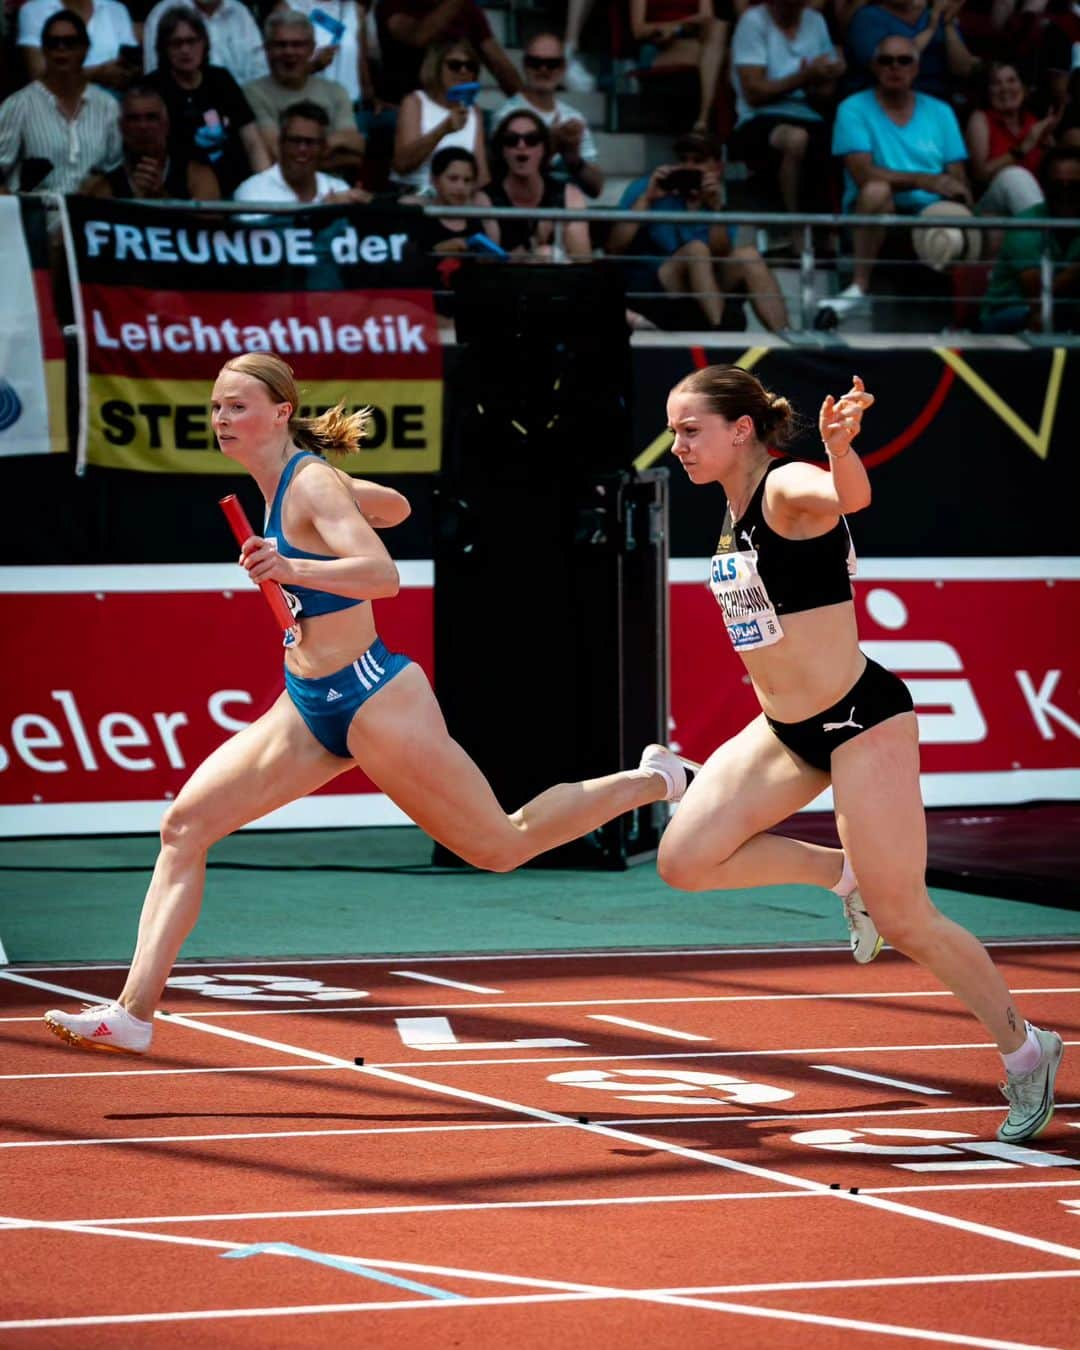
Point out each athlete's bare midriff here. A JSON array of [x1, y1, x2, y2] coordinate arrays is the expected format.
[[738, 599, 865, 723], [277, 456, 383, 680]]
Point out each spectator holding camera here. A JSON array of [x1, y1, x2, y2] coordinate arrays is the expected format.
[[492, 32, 604, 198], [817, 35, 974, 324], [0, 10, 121, 191], [606, 130, 790, 330], [146, 6, 270, 197], [486, 109, 591, 259], [80, 83, 221, 197], [392, 38, 487, 192], [18, 0, 140, 90], [244, 11, 364, 179]]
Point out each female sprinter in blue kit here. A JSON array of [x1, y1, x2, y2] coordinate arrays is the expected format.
[[655, 364, 1062, 1144], [44, 351, 686, 1054]]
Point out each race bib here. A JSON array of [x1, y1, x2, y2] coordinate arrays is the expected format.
[[709, 547, 783, 650]]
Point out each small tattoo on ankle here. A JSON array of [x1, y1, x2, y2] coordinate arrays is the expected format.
[[1006, 1007, 1017, 1033]]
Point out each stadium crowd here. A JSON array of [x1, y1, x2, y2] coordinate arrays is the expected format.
[[3, 0, 1080, 331]]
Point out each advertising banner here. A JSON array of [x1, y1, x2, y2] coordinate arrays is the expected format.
[[1, 561, 1075, 834], [0, 197, 67, 458], [66, 197, 442, 475]]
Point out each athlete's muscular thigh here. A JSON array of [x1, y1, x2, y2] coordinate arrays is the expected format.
[[660, 714, 829, 869], [166, 692, 349, 846]]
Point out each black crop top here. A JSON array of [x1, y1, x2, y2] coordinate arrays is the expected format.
[[709, 460, 855, 652]]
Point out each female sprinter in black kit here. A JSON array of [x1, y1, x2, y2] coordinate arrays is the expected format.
[[44, 352, 687, 1055], [658, 365, 1062, 1144]]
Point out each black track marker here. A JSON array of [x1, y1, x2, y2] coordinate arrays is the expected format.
[[354, 1056, 365, 1066]]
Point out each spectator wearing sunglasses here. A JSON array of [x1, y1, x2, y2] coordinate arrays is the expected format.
[[235, 99, 371, 201], [845, 0, 979, 100], [0, 10, 121, 191], [492, 32, 604, 198], [18, 0, 138, 91], [817, 35, 974, 324], [486, 109, 591, 259], [375, 0, 521, 106], [392, 39, 488, 192]]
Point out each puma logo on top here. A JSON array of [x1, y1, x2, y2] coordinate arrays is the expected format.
[[740, 527, 756, 550], [823, 707, 864, 733]]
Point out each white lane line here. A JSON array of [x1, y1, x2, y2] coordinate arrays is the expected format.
[[6, 936, 1075, 974], [0, 1063, 341, 1081], [23, 986, 1071, 1019], [4, 1100, 1078, 1151], [390, 971, 503, 994], [6, 970, 1080, 1270], [0, 1214, 1061, 1348], [811, 1065, 951, 1095], [4, 1040, 1080, 1080], [589, 1015, 711, 1042], [28, 1180, 1080, 1232]]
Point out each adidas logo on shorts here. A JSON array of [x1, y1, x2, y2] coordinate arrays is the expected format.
[[325, 688, 342, 702]]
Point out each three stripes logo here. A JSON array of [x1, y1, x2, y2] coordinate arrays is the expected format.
[[352, 648, 386, 692]]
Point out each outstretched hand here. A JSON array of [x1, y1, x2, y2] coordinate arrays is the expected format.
[[819, 375, 874, 457]]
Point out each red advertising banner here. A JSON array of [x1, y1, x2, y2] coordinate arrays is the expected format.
[[0, 562, 1076, 834]]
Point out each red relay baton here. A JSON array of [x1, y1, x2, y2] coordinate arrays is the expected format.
[[219, 494, 301, 643]]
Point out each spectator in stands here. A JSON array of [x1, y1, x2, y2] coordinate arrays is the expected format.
[[245, 11, 364, 180], [234, 98, 371, 201], [401, 144, 496, 282], [375, 0, 521, 107], [18, 0, 139, 90], [818, 34, 974, 324], [845, 0, 980, 100], [629, 0, 729, 134], [492, 32, 604, 199], [392, 39, 487, 192], [0, 10, 121, 191], [606, 130, 790, 330], [980, 144, 1080, 329], [81, 83, 221, 197], [562, 0, 598, 90], [268, 0, 371, 107], [966, 60, 1053, 246], [486, 108, 591, 258], [147, 6, 270, 197], [729, 0, 844, 251], [999, 0, 1080, 109], [143, 0, 267, 86]]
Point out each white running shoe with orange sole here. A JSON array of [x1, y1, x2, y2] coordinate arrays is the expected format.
[[44, 1002, 153, 1054]]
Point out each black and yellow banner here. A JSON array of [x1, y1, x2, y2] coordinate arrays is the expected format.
[[68, 197, 442, 474]]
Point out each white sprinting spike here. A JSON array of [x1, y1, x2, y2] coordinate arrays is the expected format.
[[395, 1016, 584, 1051]]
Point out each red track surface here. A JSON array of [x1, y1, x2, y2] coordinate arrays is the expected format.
[[1, 942, 1078, 1348]]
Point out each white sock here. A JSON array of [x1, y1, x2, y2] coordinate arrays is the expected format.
[[117, 1004, 152, 1027], [830, 853, 857, 897], [1002, 1023, 1042, 1076]]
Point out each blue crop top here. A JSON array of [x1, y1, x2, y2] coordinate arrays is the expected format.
[[264, 451, 365, 619]]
